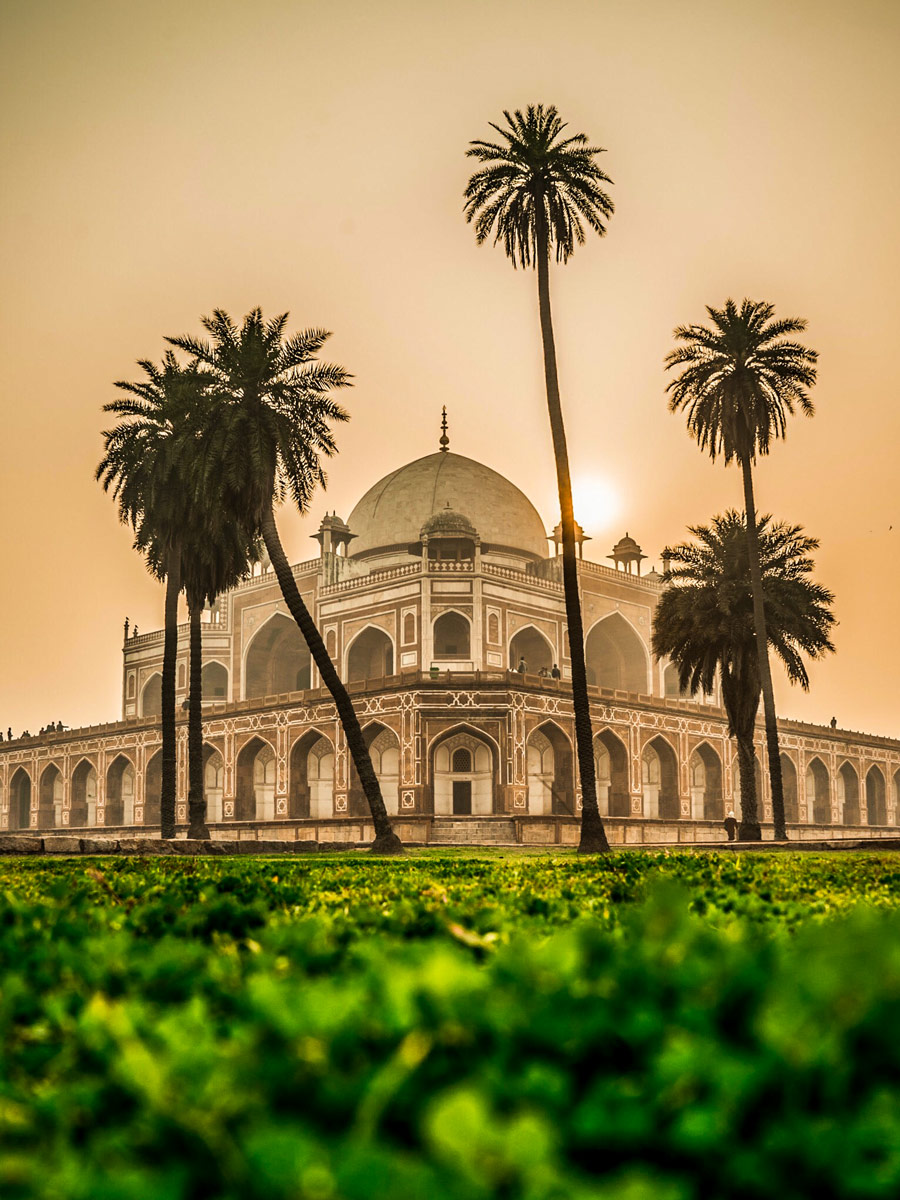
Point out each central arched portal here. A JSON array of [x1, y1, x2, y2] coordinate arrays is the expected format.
[[525, 722, 574, 815], [244, 614, 311, 700], [432, 729, 495, 815], [585, 614, 649, 694]]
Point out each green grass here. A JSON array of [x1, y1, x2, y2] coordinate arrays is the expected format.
[[2, 852, 900, 1199]]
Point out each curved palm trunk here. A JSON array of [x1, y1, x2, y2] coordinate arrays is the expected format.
[[260, 503, 402, 854], [160, 549, 181, 840], [721, 670, 762, 841], [536, 218, 609, 855], [187, 601, 209, 839], [741, 457, 787, 840]]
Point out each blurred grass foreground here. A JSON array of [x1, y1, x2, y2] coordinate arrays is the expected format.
[[2, 850, 900, 1199]]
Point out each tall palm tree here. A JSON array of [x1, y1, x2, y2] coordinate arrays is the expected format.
[[652, 511, 835, 839], [465, 104, 614, 854], [97, 353, 207, 838], [168, 309, 402, 854], [665, 299, 818, 839]]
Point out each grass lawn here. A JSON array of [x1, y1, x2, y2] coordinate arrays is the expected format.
[[2, 850, 900, 1199]]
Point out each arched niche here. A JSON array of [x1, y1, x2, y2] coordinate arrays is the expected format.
[[70, 759, 98, 827], [403, 612, 416, 645], [487, 612, 500, 644], [346, 626, 394, 684], [235, 737, 276, 821], [38, 764, 62, 830], [690, 742, 724, 820], [203, 744, 224, 822], [433, 611, 471, 660], [866, 766, 887, 826], [289, 730, 335, 819], [105, 755, 135, 825], [431, 727, 496, 816], [642, 736, 679, 819], [779, 753, 800, 824], [526, 721, 574, 815], [348, 723, 400, 816], [143, 751, 162, 825], [594, 729, 629, 817], [245, 614, 311, 699], [141, 673, 162, 718], [202, 662, 228, 702], [837, 761, 860, 825], [9, 767, 31, 830], [585, 613, 649, 694], [509, 626, 554, 675], [805, 757, 830, 825]]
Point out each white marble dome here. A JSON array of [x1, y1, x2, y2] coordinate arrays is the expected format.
[[346, 452, 549, 561]]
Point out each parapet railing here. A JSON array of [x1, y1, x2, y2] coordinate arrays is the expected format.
[[320, 561, 421, 595]]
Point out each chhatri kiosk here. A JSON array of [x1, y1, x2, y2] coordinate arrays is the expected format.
[[2, 424, 898, 844]]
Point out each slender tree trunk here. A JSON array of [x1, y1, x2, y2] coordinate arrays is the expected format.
[[160, 549, 181, 840], [735, 731, 761, 841], [535, 216, 609, 854], [260, 503, 402, 854], [187, 601, 210, 840], [740, 457, 786, 840]]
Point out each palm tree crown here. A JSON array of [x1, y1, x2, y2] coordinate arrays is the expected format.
[[665, 298, 817, 464], [464, 104, 614, 266]]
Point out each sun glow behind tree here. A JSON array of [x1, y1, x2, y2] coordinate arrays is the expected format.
[[571, 474, 622, 539]]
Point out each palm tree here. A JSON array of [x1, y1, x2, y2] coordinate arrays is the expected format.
[[464, 104, 614, 854], [97, 353, 207, 838], [665, 299, 818, 839], [652, 511, 835, 839], [168, 309, 402, 854]]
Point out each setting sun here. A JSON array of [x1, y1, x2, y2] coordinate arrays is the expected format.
[[571, 474, 622, 535]]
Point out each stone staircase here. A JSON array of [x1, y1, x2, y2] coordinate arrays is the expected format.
[[429, 817, 518, 845]]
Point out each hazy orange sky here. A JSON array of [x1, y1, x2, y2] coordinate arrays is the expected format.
[[1, 0, 897, 738]]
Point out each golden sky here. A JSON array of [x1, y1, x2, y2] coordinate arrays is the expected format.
[[1, 0, 897, 738]]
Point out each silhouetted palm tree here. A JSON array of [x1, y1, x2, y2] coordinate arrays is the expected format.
[[653, 511, 834, 838], [665, 299, 818, 839], [465, 104, 614, 854], [168, 309, 402, 853], [97, 353, 208, 838]]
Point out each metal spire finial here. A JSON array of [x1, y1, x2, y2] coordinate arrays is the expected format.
[[439, 406, 449, 453]]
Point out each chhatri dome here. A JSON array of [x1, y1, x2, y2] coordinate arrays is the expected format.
[[346, 413, 548, 562]]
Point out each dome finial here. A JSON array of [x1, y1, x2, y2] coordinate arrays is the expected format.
[[439, 406, 449, 453]]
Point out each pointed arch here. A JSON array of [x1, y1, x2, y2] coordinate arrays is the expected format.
[[837, 761, 860, 825], [289, 729, 333, 819], [866, 765, 887, 826], [593, 728, 630, 816], [430, 724, 498, 816], [348, 722, 401, 816], [244, 612, 311, 699], [9, 767, 32, 830], [509, 625, 555, 674], [894, 768, 900, 826], [105, 754, 135, 825], [235, 736, 276, 821], [779, 752, 799, 824], [805, 756, 830, 825], [526, 720, 574, 815], [433, 610, 471, 660], [70, 757, 98, 827], [690, 742, 724, 820], [38, 763, 63, 830], [643, 735, 679, 819], [143, 750, 162, 825], [203, 743, 225, 822], [345, 625, 394, 683], [140, 672, 162, 718], [585, 612, 650, 694], [201, 661, 229, 701]]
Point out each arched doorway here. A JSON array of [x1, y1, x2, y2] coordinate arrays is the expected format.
[[594, 730, 629, 817], [690, 743, 724, 819], [509, 626, 554, 675], [244, 614, 311, 699], [780, 753, 800, 824], [70, 759, 98, 827], [289, 730, 336, 819], [201, 662, 228, 702], [141, 674, 162, 717], [346, 627, 393, 683], [642, 736, 679, 819], [203, 745, 224, 822], [526, 722, 574, 815], [235, 737, 276, 821], [585, 614, 649, 693], [105, 756, 135, 825], [837, 762, 860, 825], [143, 751, 162, 825], [348, 724, 401, 816], [866, 766, 887, 826], [9, 768, 31, 830], [895, 770, 900, 826], [433, 612, 471, 660], [805, 758, 830, 825], [432, 729, 495, 815], [38, 764, 62, 830]]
